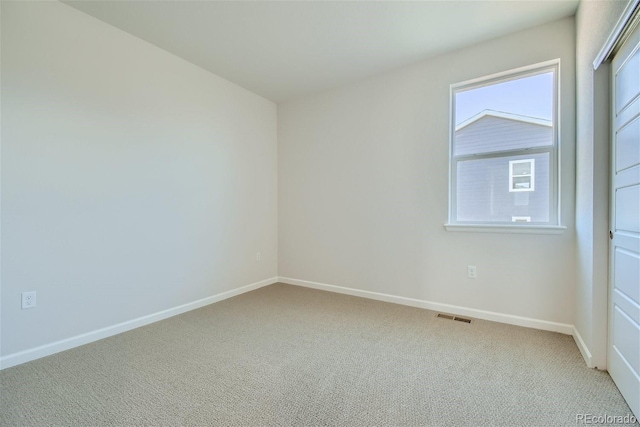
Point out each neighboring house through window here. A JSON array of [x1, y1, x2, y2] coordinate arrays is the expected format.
[[447, 60, 560, 229]]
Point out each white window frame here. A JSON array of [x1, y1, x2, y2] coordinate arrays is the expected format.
[[509, 159, 535, 192], [445, 60, 565, 234]]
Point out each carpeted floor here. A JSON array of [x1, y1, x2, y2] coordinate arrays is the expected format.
[[1, 283, 637, 426]]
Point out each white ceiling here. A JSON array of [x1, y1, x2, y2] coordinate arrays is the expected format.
[[63, 0, 580, 103]]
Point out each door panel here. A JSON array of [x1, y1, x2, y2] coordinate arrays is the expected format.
[[614, 248, 640, 304], [613, 288, 640, 330], [610, 20, 640, 419], [616, 185, 640, 233], [616, 47, 639, 111], [613, 306, 640, 376], [617, 117, 640, 171]]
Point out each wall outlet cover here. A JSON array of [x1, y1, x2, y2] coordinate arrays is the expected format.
[[22, 291, 37, 309], [467, 266, 477, 279]]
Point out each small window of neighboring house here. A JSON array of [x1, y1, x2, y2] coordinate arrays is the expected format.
[[509, 159, 535, 192], [447, 60, 560, 228]]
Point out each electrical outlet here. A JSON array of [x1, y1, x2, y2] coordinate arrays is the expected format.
[[256, 252, 261, 262], [467, 266, 477, 279], [22, 291, 37, 309]]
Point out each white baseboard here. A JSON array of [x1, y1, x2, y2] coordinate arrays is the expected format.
[[3, 276, 581, 370], [279, 276, 574, 335], [0, 277, 279, 370], [572, 326, 594, 368]]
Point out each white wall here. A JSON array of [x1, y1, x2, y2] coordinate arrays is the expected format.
[[575, 0, 631, 368], [1, 1, 278, 359], [279, 18, 576, 326]]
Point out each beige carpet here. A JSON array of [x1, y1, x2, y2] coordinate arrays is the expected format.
[[1, 283, 637, 426]]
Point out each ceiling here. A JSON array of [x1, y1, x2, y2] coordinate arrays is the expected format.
[[63, 0, 580, 103]]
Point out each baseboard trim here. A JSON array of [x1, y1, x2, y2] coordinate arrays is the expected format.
[[572, 326, 594, 368], [279, 277, 574, 335], [0, 276, 279, 370]]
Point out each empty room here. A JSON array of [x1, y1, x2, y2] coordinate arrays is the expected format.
[[1, 0, 639, 425]]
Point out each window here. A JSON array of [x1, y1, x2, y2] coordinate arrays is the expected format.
[[447, 61, 560, 230], [509, 159, 535, 192]]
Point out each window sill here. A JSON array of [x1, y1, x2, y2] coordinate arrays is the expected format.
[[444, 224, 567, 234]]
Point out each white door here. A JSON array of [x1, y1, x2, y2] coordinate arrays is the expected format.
[[610, 20, 640, 419]]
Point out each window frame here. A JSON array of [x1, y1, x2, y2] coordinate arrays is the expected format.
[[445, 59, 565, 234]]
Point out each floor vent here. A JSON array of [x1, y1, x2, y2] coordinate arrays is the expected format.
[[436, 313, 454, 320], [436, 313, 472, 323]]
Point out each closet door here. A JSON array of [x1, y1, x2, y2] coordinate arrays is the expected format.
[[609, 19, 640, 419]]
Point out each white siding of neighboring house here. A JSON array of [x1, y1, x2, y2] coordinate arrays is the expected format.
[[455, 115, 553, 156], [454, 115, 553, 222]]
